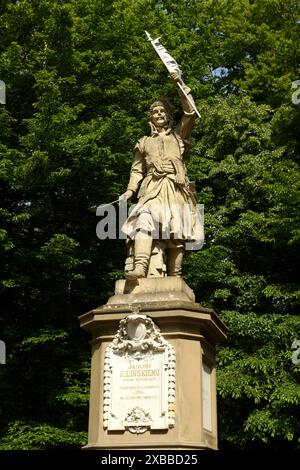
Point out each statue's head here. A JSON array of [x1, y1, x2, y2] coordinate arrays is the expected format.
[[149, 98, 174, 130]]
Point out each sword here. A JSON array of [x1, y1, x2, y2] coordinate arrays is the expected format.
[[88, 195, 126, 213]]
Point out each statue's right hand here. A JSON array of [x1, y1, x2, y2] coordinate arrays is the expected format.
[[120, 190, 134, 201], [169, 72, 183, 84]]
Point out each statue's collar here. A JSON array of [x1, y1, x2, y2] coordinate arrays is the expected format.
[[150, 127, 172, 137]]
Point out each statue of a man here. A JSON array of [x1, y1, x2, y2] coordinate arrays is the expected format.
[[121, 73, 203, 280]]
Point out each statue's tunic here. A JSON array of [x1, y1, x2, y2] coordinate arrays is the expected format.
[[122, 90, 204, 247]]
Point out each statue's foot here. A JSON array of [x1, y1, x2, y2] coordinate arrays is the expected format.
[[125, 267, 146, 281]]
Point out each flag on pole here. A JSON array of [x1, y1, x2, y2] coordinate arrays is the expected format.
[[145, 31, 201, 118], [145, 31, 182, 77]]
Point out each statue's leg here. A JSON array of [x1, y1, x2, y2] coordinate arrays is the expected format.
[[167, 243, 184, 277], [147, 240, 167, 277], [125, 230, 152, 280], [124, 239, 134, 275]]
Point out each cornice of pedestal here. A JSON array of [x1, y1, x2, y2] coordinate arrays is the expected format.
[[79, 277, 228, 345]]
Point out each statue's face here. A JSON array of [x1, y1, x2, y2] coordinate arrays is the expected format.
[[150, 105, 169, 128]]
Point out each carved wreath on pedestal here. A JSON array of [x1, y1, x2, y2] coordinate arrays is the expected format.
[[124, 406, 152, 434], [103, 311, 176, 433]]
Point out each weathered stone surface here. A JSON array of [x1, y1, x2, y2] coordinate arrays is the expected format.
[[79, 278, 227, 450], [107, 277, 195, 304], [121, 74, 203, 281]]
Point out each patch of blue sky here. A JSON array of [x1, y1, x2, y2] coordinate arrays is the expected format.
[[212, 67, 229, 78]]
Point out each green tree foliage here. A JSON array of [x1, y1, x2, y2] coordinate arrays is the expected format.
[[0, 0, 299, 449]]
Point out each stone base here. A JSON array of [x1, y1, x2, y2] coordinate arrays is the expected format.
[[79, 278, 227, 450], [107, 277, 195, 304]]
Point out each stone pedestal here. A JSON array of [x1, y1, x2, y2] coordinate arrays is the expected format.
[[79, 278, 227, 450]]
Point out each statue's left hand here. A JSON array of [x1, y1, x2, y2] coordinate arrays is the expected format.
[[120, 190, 134, 201]]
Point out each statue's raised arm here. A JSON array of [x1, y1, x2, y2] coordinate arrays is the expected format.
[[169, 72, 197, 157]]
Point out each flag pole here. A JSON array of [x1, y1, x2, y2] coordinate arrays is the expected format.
[[145, 31, 201, 119], [175, 81, 201, 119]]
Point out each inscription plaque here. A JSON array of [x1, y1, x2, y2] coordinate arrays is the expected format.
[[103, 313, 175, 433]]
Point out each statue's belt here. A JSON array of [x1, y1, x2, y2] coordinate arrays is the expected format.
[[146, 167, 176, 177]]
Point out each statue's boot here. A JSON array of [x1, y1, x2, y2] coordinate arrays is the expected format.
[[167, 247, 184, 277], [125, 234, 152, 280]]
